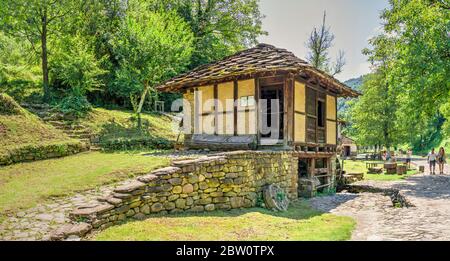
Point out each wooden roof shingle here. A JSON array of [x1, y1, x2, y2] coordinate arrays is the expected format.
[[156, 43, 359, 97]]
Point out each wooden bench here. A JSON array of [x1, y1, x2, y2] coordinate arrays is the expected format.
[[366, 162, 383, 169]]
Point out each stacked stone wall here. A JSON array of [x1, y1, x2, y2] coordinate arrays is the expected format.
[[69, 151, 299, 233]]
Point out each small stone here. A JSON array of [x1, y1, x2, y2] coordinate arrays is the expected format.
[[163, 202, 176, 210], [183, 184, 194, 194], [168, 178, 182, 185], [133, 213, 146, 220], [172, 186, 182, 194], [35, 214, 54, 221], [140, 205, 150, 215], [114, 181, 146, 193], [151, 203, 163, 212], [175, 198, 186, 209], [205, 204, 215, 211], [168, 194, 179, 201]]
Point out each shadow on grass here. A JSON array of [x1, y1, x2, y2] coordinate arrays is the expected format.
[[96, 121, 173, 150], [115, 200, 325, 226]]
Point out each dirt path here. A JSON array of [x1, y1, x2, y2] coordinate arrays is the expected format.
[[309, 160, 450, 241]]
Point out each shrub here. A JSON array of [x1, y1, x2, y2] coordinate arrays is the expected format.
[[56, 94, 92, 117], [100, 136, 173, 151]]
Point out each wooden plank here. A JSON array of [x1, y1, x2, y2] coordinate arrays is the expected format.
[[286, 74, 294, 145], [259, 76, 285, 86], [283, 76, 288, 146], [214, 84, 218, 135], [255, 77, 260, 145], [233, 80, 238, 136]]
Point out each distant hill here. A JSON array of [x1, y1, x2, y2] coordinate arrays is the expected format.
[[343, 76, 364, 91], [337, 75, 365, 116]]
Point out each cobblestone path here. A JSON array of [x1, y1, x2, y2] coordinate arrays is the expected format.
[[309, 159, 450, 241]]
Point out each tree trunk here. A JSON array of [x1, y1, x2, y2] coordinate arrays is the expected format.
[[41, 11, 50, 102], [136, 84, 150, 130]]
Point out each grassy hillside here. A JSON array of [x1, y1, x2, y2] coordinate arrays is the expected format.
[[0, 93, 76, 150], [77, 108, 179, 150], [0, 93, 84, 165], [81, 108, 178, 140]]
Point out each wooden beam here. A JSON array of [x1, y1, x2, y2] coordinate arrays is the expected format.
[[255, 77, 260, 145], [286, 74, 294, 146], [233, 80, 238, 136], [213, 84, 218, 135]]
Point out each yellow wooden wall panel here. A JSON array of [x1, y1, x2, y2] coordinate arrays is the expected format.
[[326, 120, 336, 145], [216, 82, 234, 135], [237, 79, 256, 135], [294, 81, 306, 113], [326, 95, 336, 120], [183, 92, 194, 134], [201, 114, 215, 135], [217, 112, 234, 135], [237, 111, 257, 135], [217, 82, 234, 112], [294, 114, 306, 142], [198, 85, 214, 114]]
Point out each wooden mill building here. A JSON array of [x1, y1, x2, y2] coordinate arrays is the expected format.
[[157, 44, 359, 196]]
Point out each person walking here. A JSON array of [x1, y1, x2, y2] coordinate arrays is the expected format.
[[406, 148, 412, 170], [437, 147, 446, 175], [428, 148, 437, 175]]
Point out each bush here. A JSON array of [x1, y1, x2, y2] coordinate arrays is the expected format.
[[100, 136, 173, 151], [56, 94, 92, 117], [0, 140, 87, 166]]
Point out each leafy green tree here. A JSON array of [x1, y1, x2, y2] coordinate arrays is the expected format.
[[0, 0, 78, 101], [50, 34, 107, 116], [147, 0, 266, 68], [51, 35, 107, 97], [111, 11, 194, 127], [0, 32, 41, 100], [380, 0, 449, 150], [348, 72, 400, 149]]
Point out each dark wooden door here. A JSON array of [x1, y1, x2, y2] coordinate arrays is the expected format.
[[260, 85, 284, 139]]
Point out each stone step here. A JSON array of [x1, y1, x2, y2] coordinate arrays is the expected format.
[[65, 129, 91, 135], [69, 134, 92, 139], [47, 121, 67, 127], [90, 146, 102, 151]]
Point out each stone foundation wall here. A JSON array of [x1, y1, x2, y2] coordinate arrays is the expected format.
[[69, 151, 299, 233], [0, 141, 88, 166]]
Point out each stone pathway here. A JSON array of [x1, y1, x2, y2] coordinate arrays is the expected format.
[[309, 159, 450, 241], [0, 151, 208, 241]]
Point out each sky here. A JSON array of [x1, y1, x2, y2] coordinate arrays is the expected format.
[[258, 0, 389, 81]]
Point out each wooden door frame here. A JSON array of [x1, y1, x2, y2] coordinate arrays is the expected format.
[[257, 76, 287, 145]]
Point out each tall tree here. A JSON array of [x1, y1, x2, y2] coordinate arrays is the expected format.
[[111, 10, 194, 127], [0, 0, 77, 101], [147, 0, 267, 68], [305, 11, 346, 76], [381, 0, 450, 138]]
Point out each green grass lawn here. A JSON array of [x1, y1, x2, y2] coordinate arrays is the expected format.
[[93, 201, 355, 241], [0, 151, 170, 215], [342, 160, 419, 181]]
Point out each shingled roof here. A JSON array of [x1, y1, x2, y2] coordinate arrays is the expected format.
[[156, 43, 359, 97]]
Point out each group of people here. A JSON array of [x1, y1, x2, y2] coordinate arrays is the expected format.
[[381, 148, 446, 175], [428, 147, 446, 175]]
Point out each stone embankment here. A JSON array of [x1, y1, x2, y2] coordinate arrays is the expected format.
[[52, 151, 299, 240]]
